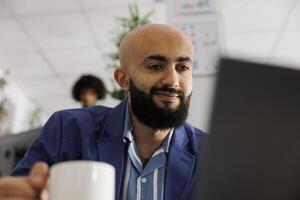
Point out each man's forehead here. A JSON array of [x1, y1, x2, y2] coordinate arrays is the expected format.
[[136, 40, 194, 63], [132, 34, 193, 58]]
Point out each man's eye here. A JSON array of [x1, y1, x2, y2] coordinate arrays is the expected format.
[[148, 64, 162, 71], [176, 65, 190, 72]]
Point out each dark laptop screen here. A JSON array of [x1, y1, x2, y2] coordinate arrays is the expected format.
[[192, 58, 300, 200]]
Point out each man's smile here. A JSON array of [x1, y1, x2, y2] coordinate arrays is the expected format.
[[154, 91, 179, 101]]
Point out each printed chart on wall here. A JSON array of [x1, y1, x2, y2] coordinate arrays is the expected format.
[[177, 22, 220, 76], [175, 0, 215, 15]]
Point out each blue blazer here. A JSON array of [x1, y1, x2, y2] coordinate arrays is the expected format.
[[12, 100, 208, 200]]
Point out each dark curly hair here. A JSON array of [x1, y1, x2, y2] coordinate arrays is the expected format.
[[72, 74, 106, 101]]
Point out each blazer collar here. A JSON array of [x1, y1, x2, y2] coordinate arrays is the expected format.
[[164, 125, 196, 200], [96, 99, 128, 200], [102, 99, 128, 138]]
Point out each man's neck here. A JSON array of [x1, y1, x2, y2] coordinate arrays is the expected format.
[[130, 112, 171, 166]]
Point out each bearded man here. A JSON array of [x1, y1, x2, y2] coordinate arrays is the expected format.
[[0, 24, 207, 200]]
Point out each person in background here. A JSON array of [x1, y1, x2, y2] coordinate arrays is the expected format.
[[0, 24, 208, 200], [72, 74, 106, 108]]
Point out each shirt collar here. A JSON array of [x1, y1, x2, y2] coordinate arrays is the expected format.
[[162, 128, 174, 153], [122, 103, 174, 153]]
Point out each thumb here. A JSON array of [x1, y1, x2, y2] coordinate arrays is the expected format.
[[28, 162, 49, 189]]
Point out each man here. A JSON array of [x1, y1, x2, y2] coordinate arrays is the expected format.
[[0, 24, 207, 200], [72, 74, 106, 108]]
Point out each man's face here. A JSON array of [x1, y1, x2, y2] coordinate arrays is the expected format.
[[124, 28, 194, 128]]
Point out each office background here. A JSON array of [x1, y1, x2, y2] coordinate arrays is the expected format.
[[0, 0, 299, 135]]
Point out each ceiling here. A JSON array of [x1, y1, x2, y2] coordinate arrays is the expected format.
[[221, 0, 300, 64], [0, 0, 299, 115]]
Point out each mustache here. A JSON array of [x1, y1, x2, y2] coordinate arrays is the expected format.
[[150, 86, 185, 97]]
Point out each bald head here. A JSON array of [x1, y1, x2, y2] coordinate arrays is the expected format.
[[119, 24, 194, 69]]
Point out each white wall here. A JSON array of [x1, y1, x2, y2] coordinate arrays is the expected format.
[[4, 82, 34, 133], [0, 67, 43, 134], [187, 75, 217, 132]]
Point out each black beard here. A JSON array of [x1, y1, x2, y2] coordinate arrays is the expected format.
[[129, 79, 191, 130]]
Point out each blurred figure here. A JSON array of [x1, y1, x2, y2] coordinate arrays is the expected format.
[[72, 75, 106, 108]]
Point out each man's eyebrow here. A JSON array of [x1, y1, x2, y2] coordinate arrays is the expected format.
[[143, 54, 168, 63], [176, 56, 192, 62], [142, 55, 192, 64]]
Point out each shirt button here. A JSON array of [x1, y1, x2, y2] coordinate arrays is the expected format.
[[141, 177, 147, 183]]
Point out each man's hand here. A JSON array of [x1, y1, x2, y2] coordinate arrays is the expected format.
[[0, 162, 49, 200]]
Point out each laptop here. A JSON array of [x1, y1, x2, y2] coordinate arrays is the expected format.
[[191, 58, 300, 200]]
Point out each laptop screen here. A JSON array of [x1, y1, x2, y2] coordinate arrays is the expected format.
[[191, 58, 300, 200]]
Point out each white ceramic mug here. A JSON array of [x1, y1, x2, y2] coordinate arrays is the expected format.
[[47, 161, 115, 200]]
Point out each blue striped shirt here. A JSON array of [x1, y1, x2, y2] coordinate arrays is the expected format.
[[122, 106, 174, 200]]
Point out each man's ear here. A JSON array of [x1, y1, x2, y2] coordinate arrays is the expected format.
[[114, 67, 129, 91]]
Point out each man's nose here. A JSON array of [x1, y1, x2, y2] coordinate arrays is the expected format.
[[161, 66, 179, 88]]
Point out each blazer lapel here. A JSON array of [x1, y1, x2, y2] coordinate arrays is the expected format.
[[96, 100, 128, 200], [97, 138, 126, 200], [164, 126, 195, 200]]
